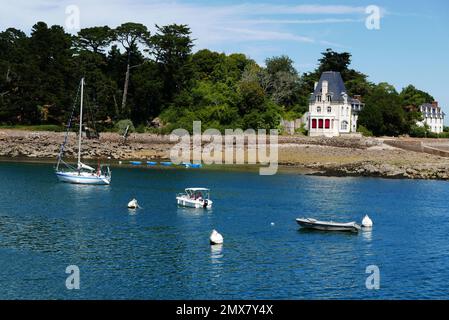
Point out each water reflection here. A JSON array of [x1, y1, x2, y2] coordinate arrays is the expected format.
[[210, 244, 223, 263], [210, 244, 224, 282], [362, 228, 373, 242]]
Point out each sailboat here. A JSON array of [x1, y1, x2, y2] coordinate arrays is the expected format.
[[55, 78, 111, 185]]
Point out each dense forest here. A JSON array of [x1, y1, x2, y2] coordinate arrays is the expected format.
[[0, 21, 442, 136]]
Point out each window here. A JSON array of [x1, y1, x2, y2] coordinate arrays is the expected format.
[[341, 120, 348, 130], [317, 106, 321, 113], [327, 95, 331, 102], [318, 119, 324, 129], [325, 119, 330, 129], [327, 106, 332, 113], [317, 95, 321, 102], [311, 119, 317, 129]]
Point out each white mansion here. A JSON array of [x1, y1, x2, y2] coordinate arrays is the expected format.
[[417, 102, 445, 133], [306, 71, 363, 137]]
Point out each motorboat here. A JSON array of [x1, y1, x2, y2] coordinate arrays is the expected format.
[[176, 188, 213, 209], [296, 218, 361, 232]]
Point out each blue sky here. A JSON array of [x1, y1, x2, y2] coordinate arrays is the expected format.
[[1, 0, 448, 119]]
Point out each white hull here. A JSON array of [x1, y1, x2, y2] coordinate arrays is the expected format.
[[296, 218, 361, 232], [56, 171, 110, 185], [176, 197, 212, 209]]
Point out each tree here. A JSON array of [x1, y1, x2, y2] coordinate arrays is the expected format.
[[317, 48, 351, 75], [263, 55, 301, 109], [113, 22, 150, 114], [400, 85, 434, 107], [237, 81, 266, 114], [75, 26, 112, 53], [266, 55, 297, 76], [151, 24, 194, 104], [358, 82, 407, 136]]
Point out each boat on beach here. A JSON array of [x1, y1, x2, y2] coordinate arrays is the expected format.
[[296, 218, 361, 232], [176, 188, 213, 209]]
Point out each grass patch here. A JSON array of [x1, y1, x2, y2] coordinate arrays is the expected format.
[[0, 124, 64, 132]]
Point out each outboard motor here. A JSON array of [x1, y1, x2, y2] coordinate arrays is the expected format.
[[203, 200, 208, 208]]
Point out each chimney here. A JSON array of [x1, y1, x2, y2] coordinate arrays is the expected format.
[[432, 101, 438, 107], [322, 80, 328, 95]]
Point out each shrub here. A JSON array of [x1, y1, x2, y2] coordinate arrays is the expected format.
[[136, 124, 146, 133], [114, 119, 135, 135], [357, 125, 373, 137], [409, 124, 429, 138]]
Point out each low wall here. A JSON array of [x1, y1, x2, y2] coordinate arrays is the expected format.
[[384, 139, 449, 157]]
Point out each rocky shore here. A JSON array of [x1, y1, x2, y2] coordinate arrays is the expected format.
[[1, 129, 449, 181]]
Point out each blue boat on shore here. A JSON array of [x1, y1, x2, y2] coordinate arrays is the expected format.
[[146, 161, 157, 166], [160, 161, 172, 166], [130, 161, 142, 165]]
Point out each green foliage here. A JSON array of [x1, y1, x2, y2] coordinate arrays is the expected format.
[[0, 23, 440, 137], [358, 82, 409, 136], [114, 119, 135, 134], [0, 124, 64, 131], [357, 125, 373, 137], [409, 124, 429, 138], [295, 123, 308, 136], [400, 85, 434, 107], [135, 124, 146, 133]]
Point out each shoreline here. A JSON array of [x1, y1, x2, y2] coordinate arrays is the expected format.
[[1, 129, 449, 180]]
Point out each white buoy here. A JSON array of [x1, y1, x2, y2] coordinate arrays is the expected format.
[[362, 215, 373, 228], [128, 198, 139, 209], [270, 222, 275, 226], [210, 229, 223, 245], [119, 161, 122, 165]]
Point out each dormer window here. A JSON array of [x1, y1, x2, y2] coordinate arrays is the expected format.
[[327, 95, 332, 102], [317, 95, 321, 102]]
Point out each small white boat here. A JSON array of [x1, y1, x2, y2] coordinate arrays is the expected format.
[[176, 188, 213, 209], [296, 218, 361, 232]]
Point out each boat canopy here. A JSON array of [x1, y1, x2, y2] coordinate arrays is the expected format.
[[185, 188, 209, 191], [185, 188, 210, 199]]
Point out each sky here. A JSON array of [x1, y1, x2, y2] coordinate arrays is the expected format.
[[1, 0, 448, 120]]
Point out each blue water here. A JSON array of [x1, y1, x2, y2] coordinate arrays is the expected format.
[[1, 162, 449, 299]]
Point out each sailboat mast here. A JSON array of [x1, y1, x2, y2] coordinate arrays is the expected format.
[[78, 77, 84, 166]]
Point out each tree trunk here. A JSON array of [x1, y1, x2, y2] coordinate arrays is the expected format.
[[121, 51, 131, 115]]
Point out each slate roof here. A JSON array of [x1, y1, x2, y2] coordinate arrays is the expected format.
[[310, 71, 347, 103]]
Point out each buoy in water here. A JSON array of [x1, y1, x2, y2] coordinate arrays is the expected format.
[[128, 198, 139, 209], [270, 222, 275, 226], [210, 229, 223, 245], [362, 215, 373, 228]]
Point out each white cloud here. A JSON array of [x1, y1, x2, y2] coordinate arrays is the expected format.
[[0, 1, 378, 53]]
